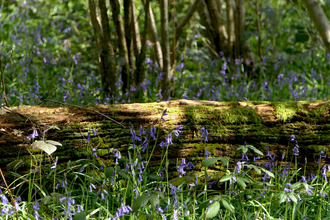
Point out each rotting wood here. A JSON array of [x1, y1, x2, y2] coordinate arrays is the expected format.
[[1, 99, 330, 180]]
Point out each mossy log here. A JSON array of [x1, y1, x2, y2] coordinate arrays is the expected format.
[[1, 99, 330, 179]]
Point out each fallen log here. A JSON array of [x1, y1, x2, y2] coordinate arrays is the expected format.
[[1, 99, 330, 180]]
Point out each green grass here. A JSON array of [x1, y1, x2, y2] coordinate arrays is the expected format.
[[0, 110, 329, 220]]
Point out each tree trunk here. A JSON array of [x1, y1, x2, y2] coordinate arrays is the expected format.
[[1, 100, 330, 179], [135, 0, 150, 87], [131, 0, 142, 62], [147, 3, 163, 69], [226, 0, 235, 62], [160, 0, 171, 99], [124, 0, 136, 84], [110, 0, 130, 94], [98, 0, 117, 97], [302, 0, 330, 53]]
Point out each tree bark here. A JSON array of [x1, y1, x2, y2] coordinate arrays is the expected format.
[[110, 0, 130, 94], [226, 0, 235, 62], [1, 100, 330, 179], [160, 0, 171, 99], [302, 0, 330, 53], [131, 0, 142, 61], [147, 3, 163, 69], [98, 0, 117, 97], [123, 0, 136, 89], [135, 0, 150, 87]]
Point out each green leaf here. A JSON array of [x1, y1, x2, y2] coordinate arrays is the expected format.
[[202, 157, 219, 167], [247, 145, 264, 156], [149, 194, 160, 208], [146, 214, 154, 220], [291, 182, 301, 190], [6, 159, 25, 171], [151, 191, 165, 200], [31, 141, 57, 155], [220, 157, 229, 167], [41, 195, 52, 205], [278, 192, 286, 204], [45, 140, 62, 146], [246, 164, 261, 174], [49, 126, 60, 130], [288, 193, 297, 204], [132, 195, 149, 212], [237, 145, 248, 154], [221, 199, 235, 213], [219, 175, 232, 182], [260, 167, 275, 178], [118, 170, 128, 179], [199, 200, 211, 210], [137, 213, 148, 220], [206, 201, 220, 218], [73, 212, 86, 220], [236, 177, 247, 189], [169, 176, 185, 187]]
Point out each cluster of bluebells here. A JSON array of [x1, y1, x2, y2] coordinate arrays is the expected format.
[[0, 189, 21, 217]]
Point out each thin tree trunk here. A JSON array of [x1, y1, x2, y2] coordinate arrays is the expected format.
[[135, 0, 150, 86], [198, 1, 217, 52], [98, 0, 117, 97], [226, 0, 235, 62], [255, 0, 263, 62], [205, 0, 228, 54], [147, 4, 163, 69], [148, 3, 163, 69], [131, 0, 141, 61], [237, 0, 256, 78], [110, 0, 130, 94], [124, 0, 136, 88], [87, 0, 103, 79], [302, 0, 330, 53], [160, 0, 171, 99]]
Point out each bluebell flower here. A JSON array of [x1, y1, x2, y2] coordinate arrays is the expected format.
[[286, 196, 291, 203], [290, 134, 295, 141], [51, 156, 58, 169], [200, 127, 209, 144], [92, 129, 98, 136], [173, 125, 183, 138], [161, 109, 168, 122], [172, 209, 178, 220], [91, 148, 98, 158], [284, 183, 292, 193], [205, 150, 211, 159], [150, 127, 157, 140], [141, 136, 148, 152], [33, 201, 40, 219], [129, 124, 141, 142], [317, 148, 326, 164], [87, 132, 91, 143]]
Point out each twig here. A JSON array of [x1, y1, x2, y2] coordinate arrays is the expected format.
[[41, 99, 127, 128], [0, 56, 9, 106], [2, 106, 41, 127]]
